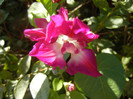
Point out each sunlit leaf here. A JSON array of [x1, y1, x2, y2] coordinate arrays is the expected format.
[[0, 40, 4, 47], [75, 53, 125, 99], [31, 61, 46, 73], [104, 16, 128, 29], [66, 0, 75, 5], [18, 55, 31, 75], [30, 73, 49, 99], [0, 0, 4, 6], [91, 39, 114, 52], [52, 78, 63, 91], [14, 74, 30, 99], [40, 0, 58, 15], [101, 48, 117, 55], [28, 2, 50, 27], [6, 80, 18, 99]]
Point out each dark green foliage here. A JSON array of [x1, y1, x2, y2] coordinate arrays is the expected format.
[[0, 0, 132, 98]]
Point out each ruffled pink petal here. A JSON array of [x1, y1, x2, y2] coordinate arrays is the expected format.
[[24, 28, 45, 41], [67, 18, 99, 42], [29, 41, 66, 69], [59, 21, 73, 35], [72, 17, 90, 35], [86, 33, 99, 42], [59, 7, 68, 20], [35, 18, 48, 29], [45, 21, 59, 43], [51, 15, 72, 35], [66, 49, 102, 77], [51, 15, 64, 27]]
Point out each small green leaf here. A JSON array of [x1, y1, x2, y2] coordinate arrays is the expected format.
[[75, 53, 125, 99], [92, 0, 109, 10], [121, 0, 133, 13], [104, 16, 128, 29], [6, 80, 18, 98], [0, 0, 4, 6], [0, 70, 12, 79], [31, 61, 46, 73], [66, 0, 75, 5], [91, 39, 114, 52], [14, 74, 30, 99], [40, 0, 58, 15], [30, 73, 49, 99], [28, 2, 50, 27], [0, 40, 4, 47], [18, 55, 31, 75], [52, 78, 63, 91], [4, 54, 18, 71]]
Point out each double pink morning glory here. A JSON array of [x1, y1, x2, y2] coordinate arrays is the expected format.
[[24, 7, 102, 77]]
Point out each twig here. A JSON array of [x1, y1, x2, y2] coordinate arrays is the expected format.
[[68, 0, 91, 16]]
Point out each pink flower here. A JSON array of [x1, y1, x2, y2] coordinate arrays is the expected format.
[[52, 0, 61, 3], [67, 83, 75, 92], [24, 7, 102, 77]]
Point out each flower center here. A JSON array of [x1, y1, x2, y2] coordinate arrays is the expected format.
[[56, 35, 78, 47]]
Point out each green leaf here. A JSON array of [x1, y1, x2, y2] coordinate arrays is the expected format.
[[101, 48, 117, 55], [6, 80, 18, 99], [40, 0, 58, 15], [92, 0, 109, 10], [28, 2, 50, 27], [18, 55, 31, 75], [0, 39, 4, 47], [14, 74, 30, 99], [0, 70, 12, 79], [0, 0, 4, 6], [30, 73, 49, 99], [70, 91, 87, 99], [75, 53, 125, 99], [66, 0, 75, 5], [58, 94, 66, 99], [4, 54, 18, 71], [104, 16, 128, 29], [31, 61, 46, 73], [48, 89, 59, 99], [52, 78, 63, 91], [121, 0, 133, 13], [91, 39, 114, 52]]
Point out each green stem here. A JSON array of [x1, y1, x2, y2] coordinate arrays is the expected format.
[[94, 2, 120, 34]]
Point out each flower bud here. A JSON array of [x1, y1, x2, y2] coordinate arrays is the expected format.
[[67, 83, 75, 92], [52, 0, 61, 3]]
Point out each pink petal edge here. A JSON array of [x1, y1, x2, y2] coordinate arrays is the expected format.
[[66, 49, 102, 77], [35, 18, 48, 29]]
